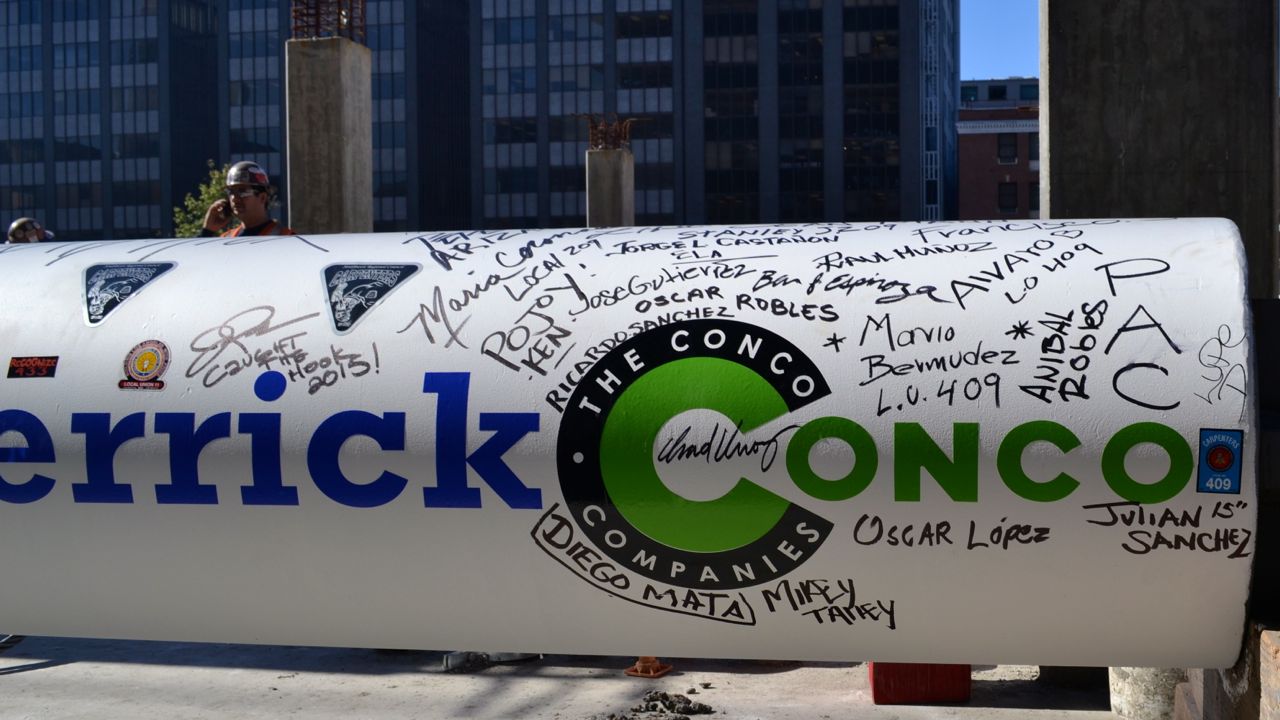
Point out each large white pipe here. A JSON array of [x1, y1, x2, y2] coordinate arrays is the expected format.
[[0, 218, 1255, 667]]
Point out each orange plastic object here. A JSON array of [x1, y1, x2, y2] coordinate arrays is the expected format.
[[625, 656, 674, 678], [869, 662, 971, 704]]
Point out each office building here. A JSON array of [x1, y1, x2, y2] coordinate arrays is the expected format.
[[0, 0, 218, 241], [4, 0, 959, 239], [475, 0, 959, 228], [1, 0, 459, 240], [956, 77, 1039, 219], [220, 0, 288, 229]]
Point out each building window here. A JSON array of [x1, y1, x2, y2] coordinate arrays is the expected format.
[[1029, 182, 1040, 211], [997, 133, 1017, 164], [1029, 132, 1039, 162], [960, 85, 977, 102], [987, 84, 1007, 101], [925, 179, 938, 205], [1020, 83, 1039, 101], [997, 182, 1018, 213]]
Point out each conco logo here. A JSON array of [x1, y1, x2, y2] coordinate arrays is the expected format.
[[557, 320, 836, 591]]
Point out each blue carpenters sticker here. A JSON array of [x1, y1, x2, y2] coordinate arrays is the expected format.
[[1197, 429, 1243, 494]]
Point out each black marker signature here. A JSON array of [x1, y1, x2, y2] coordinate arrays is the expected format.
[[1195, 324, 1247, 421], [656, 421, 799, 473], [187, 306, 321, 387]]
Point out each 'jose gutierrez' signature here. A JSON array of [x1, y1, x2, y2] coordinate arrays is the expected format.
[[187, 306, 320, 387]]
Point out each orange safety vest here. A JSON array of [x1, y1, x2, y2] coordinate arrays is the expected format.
[[221, 220, 295, 237]]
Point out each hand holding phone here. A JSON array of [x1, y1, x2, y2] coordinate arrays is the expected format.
[[204, 199, 232, 231]]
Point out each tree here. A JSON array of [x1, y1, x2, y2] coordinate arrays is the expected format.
[[173, 160, 238, 238]]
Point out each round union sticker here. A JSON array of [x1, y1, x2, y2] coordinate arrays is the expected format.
[[1207, 445, 1235, 472], [120, 339, 170, 390]]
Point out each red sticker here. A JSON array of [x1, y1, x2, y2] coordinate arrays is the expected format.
[[1207, 445, 1235, 472], [7, 356, 58, 378]]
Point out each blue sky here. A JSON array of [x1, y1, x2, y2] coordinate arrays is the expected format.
[[960, 1, 1039, 81]]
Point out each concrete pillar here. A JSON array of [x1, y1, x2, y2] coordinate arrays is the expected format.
[[285, 37, 372, 234], [1172, 623, 1262, 720], [1041, 0, 1278, 298], [586, 149, 634, 227], [1042, 2, 1277, 713], [1110, 667, 1184, 720], [1262, 629, 1280, 719]]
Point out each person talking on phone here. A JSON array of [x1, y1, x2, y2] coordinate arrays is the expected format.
[[200, 160, 294, 237]]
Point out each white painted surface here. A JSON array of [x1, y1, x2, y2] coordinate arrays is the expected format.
[[0, 219, 1255, 667]]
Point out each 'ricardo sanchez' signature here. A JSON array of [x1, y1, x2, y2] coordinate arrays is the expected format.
[[656, 421, 799, 473], [186, 305, 321, 387]]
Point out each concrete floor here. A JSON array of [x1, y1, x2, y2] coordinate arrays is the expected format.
[[0, 637, 1121, 719]]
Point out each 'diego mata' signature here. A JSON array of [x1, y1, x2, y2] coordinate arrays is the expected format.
[[187, 305, 321, 388], [1195, 324, 1247, 421]]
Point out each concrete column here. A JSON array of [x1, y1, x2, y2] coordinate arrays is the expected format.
[[585, 149, 634, 227], [1110, 667, 1184, 720], [285, 37, 373, 234], [1173, 623, 1262, 720], [1043, 2, 1277, 712], [1260, 629, 1279, 719], [1041, 0, 1278, 298]]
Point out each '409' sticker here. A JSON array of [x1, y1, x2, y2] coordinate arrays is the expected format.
[[1198, 429, 1243, 494]]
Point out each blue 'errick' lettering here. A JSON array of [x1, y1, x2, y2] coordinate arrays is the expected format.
[[0, 371, 542, 510], [0, 409, 57, 504]]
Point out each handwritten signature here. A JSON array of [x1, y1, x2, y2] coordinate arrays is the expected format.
[[397, 286, 471, 349], [656, 421, 799, 473], [1195, 324, 1247, 421], [187, 306, 320, 388]]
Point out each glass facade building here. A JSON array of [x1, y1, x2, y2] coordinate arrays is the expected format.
[[471, 0, 957, 227], [1, 0, 216, 241], [222, 0, 287, 226], [369, 0, 407, 230], [545, 0, 603, 227], [5, 1, 956, 240], [50, 0, 104, 238], [0, 2, 45, 229], [4, 0, 460, 240], [418, 0, 469, 232]]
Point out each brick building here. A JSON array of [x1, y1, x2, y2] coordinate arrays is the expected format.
[[957, 77, 1038, 219]]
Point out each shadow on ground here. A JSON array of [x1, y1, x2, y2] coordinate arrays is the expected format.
[[2, 638, 855, 679], [969, 676, 1111, 711]]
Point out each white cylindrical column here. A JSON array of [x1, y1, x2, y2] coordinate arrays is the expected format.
[[0, 219, 1256, 667]]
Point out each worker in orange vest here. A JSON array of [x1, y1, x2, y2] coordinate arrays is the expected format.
[[201, 160, 295, 237]]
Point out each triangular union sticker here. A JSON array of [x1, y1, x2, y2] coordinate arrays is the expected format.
[[83, 262, 175, 326], [323, 263, 420, 334]]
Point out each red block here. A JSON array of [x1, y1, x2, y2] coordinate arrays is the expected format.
[[869, 662, 972, 705]]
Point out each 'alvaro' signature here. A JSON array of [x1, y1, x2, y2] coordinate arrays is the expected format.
[[656, 422, 798, 473], [187, 306, 320, 387]]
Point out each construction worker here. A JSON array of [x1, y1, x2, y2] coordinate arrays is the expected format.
[[7, 217, 53, 243], [201, 160, 294, 237]]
